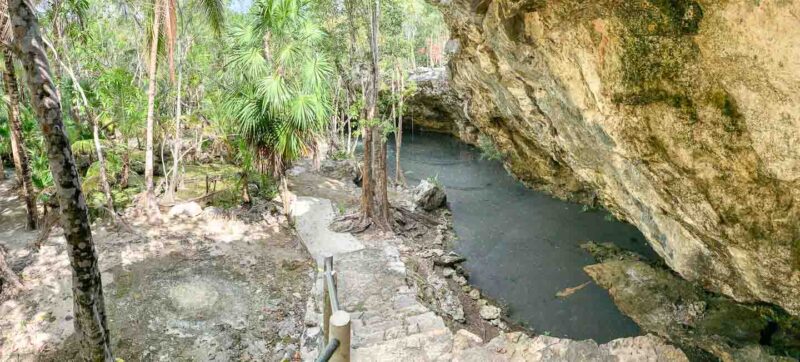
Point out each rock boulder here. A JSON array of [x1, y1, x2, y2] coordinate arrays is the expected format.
[[413, 179, 447, 211]]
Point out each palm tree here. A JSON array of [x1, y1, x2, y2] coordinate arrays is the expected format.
[[143, 0, 224, 209], [226, 0, 332, 218], [2, 45, 37, 230], [4, 0, 113, 359]]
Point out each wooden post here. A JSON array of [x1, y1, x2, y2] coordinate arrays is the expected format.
[[323, 271, 332, 345], [329, 310, 351, 362], [322, 255, 335, 344], [205, 175, 209, 195]]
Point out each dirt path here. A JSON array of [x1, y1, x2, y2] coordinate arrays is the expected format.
[[0, 175, 314, 361]]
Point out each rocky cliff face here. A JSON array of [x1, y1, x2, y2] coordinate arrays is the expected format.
[[432, 0, 800, 315]]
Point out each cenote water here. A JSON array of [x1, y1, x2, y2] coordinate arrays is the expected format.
[[389, 131, 659, 343]]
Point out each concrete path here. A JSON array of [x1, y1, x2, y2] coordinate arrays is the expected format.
[[292, 196, 454, 361], [293, 196, 364, 263]]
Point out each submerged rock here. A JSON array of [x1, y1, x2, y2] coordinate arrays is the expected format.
[[585, 260, 800, 360], [413, 179, 447, 211], [436, 0, 800, 314]]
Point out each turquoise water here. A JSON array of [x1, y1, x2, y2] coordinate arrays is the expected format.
[[390, 132, 657, 343]]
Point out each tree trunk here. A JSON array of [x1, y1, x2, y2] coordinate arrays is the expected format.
[[3, 48, 38, 230], [7, 1, 113, 360], [355, 0, 391, 230], [120, 151, 130, 189], [92, 119, 116, 219], [395, 66, 405, 185], [165, 49, 183, 202], [144, 0, 163, 204], [280, 174, 292, 223], [44, 36, 117, 220], [241, 172, 251, 204]]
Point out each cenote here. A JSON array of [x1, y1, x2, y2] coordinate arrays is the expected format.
[[389, 131, 659, 343]]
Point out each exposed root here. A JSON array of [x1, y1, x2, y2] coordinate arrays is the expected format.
[[330, 206, 442, 237], [0, 245, 24, 298], [330, 213, 371, 234], [33, 213, 59, 250]]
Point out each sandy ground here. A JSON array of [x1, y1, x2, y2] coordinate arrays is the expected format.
[[0, 172, 314, 361]]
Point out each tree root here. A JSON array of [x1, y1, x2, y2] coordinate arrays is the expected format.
[[330, 206, 441, 236], [33, 213, 59, 250], [0, 245, 24, 298], [330, 213, 372, 234]]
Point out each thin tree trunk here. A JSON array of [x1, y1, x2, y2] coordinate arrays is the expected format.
[[7, 125, 21, 183], [241, 172, 251, 204], [165, 47, 183, 202], [92, 120, 116, 218], [120, 152, 130, 188], [395, 66, 405, 185], [144, 0, 163, 205], [3, 49, 38, 230], [7, 1, 113, 360], [280, 174, 291, 223], [44, 36, 117, 220]]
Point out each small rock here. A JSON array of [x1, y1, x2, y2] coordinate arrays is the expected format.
[[480, 305, 501, 320], [469, 289, 481, 300], [461, 285, 471, 292], [169, 202, 203, 218], [442, 268, 455, 278], [453, 274, 468, 286], [203, 206, 225, 219], [477, 299, 488, 306], [434, 251, 466, 267], [420, 248, 445, 258], [497, 321, 508, 330]]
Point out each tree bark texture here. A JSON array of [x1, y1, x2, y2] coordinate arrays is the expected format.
[[3, 48, 38, 230], [144, 0, 163, 198], [6, 1, 113, 360]]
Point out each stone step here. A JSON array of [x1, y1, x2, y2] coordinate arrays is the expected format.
[[351, 328, 454, 361]]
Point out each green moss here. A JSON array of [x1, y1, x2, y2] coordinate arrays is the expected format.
[[709, 90, 744, 133], [611, 0, 703, 121], [616, 0, 704, 37]]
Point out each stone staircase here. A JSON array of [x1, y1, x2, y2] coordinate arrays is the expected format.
[[293, 196, 454, 361], [335, 248, 453, 360], [293, 196, 688, 362]]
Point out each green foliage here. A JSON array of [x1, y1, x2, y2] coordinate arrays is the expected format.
[[478, 134, 503, 161], [426, 173, 442, 187], [225, 0, 333, 175]]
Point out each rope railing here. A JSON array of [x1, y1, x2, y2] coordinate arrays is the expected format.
[[316, 255, 351, 362]]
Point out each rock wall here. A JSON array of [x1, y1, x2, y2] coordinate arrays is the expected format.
[[404, 67, 479, 143], [433, 0, 800, 315]]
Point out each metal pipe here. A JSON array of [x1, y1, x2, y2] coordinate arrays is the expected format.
[[326, 271, 339, 312], [316, 338, 340, 362]]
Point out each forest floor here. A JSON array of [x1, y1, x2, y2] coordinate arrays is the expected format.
[[0, 169, 313, 361]]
